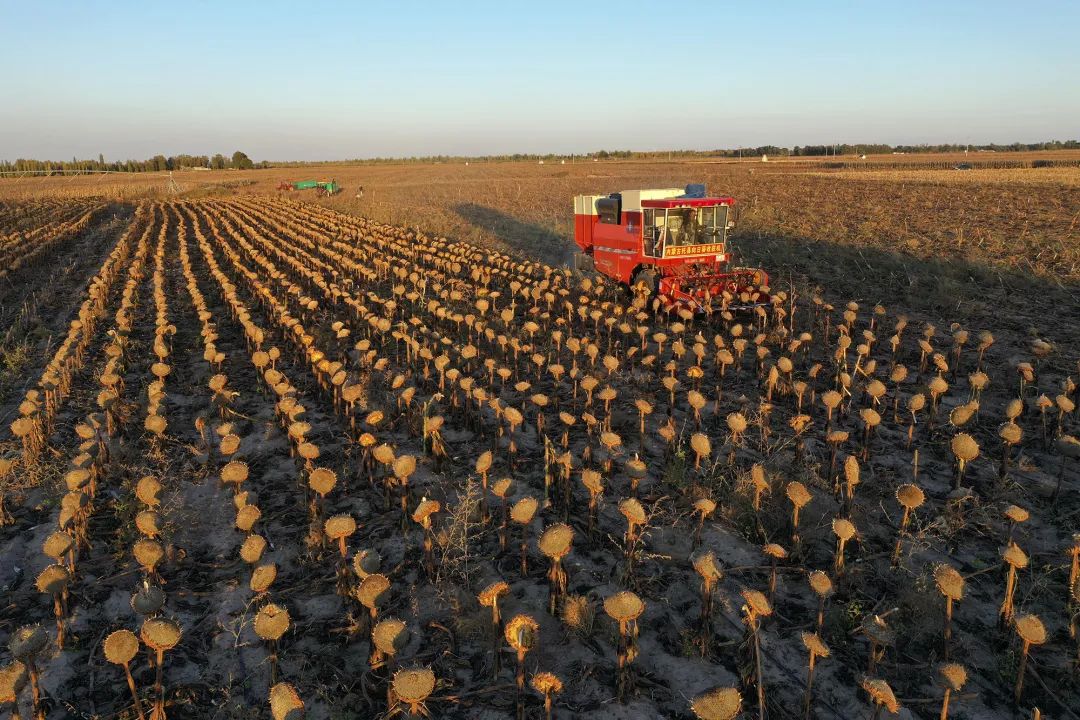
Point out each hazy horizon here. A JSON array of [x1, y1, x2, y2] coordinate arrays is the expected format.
[[2, 0, 1077, 162]]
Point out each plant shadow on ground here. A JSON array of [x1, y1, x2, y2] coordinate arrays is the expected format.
[[733, 228, 1080, 357], [454, 203, 573, 267]]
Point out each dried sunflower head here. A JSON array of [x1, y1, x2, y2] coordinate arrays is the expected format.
[[307, 467, 337, 496], [504, 614, 540, 651], [895, 484, 925, 510], [1003, 504, 1029, 524], [801, 631, 830, 659], [510, 497, 539, 525], [221, 460, 249, 486], [693, 551, 723, 583], [786, 482, 811, 508], [832, 518, 856, 542], [133, 539, 165, 571], [269, 682, 305, 720], [35, 564, 70, 596], [140, 618, 181, 651], [581, 469, 604, 495], [103, 629, 139, 665], [862, 677, 900, 713], [619, 498, 646, 526], [356, 574, 391, 610], [950, 433, 980, 462], [492, 477, 514, 498], [136, 476, 162, 506], [393, 667, 436, 704], [130, 583, 166, 616], [726, 412, 748, 433], [762, 543, 787, 560], [625, 457, 648, 479], [254, 603, 291, 641], [240, 534, 268, 565], [135, 510, 161, 537], [934, 564, 965, 601], [478, 580, 510, 607], [808, 570, 833, 598], [42, 531, 74, 561], [1002, 543, 1029, 569], [9, 625, 48, 661], [740, 589, 772, 618], [0, 660, 27, 703], [373, 618, 410, 656], [352, 549, 382, 579], [937, 663, 967, 691], [603, 591, 645, 623], [999, 422, 1023, 445], [538, 523, 574, 559], [411, 499, 441, 525], [691, 687, 742, 720], [1014, 614, 1047, 645], [530, 671, 563, 695], [250, 563, 278, 594], [862, 616, 895, 647]]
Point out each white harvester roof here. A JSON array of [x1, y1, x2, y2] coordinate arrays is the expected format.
[[618, 188, 684, 212], [574, 188, 683, 215]]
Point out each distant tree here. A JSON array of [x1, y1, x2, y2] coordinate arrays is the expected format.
[[231, 151, 254, 170], [211, 153, 227, 170]]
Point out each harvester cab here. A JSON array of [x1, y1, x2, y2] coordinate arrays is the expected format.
[[573, 184, 768, 312]]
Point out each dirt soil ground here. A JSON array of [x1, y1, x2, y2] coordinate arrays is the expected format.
[[0, 190, 1077, 720]]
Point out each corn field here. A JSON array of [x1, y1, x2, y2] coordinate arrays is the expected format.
[[0, 195, 1077, 720]]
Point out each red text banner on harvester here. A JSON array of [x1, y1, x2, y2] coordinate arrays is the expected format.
[[663, 243, 724, 258]]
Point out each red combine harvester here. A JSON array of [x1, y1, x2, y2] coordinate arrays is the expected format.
[[573, 185, 768, 311]]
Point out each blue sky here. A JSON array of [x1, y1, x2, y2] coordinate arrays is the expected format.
[[1, 0, 1077, 160]]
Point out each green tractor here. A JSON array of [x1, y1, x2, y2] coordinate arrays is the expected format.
[[278, 179, 340, 196]]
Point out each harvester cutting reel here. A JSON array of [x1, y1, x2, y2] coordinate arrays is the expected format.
[[632, 266, 771, 315]]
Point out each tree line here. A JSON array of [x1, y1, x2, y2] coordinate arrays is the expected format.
[[5, 140, 1078, 173], [272, 139, 1080, 166], [0, 151, 263, 175]]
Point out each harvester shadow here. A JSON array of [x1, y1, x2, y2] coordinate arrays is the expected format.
[[453, 203, 572, 268], [734, 229, 1080, 351]]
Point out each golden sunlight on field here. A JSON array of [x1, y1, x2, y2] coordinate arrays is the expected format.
[[0, 155, 1077, 719]]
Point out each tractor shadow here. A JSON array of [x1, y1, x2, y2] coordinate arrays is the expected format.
[[453, 203, 573, 267], [734, 228, 1080, 354]]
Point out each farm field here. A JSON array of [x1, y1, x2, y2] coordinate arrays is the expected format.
[[0, 162, 1077, 720], [260, 157, 1080, 357]]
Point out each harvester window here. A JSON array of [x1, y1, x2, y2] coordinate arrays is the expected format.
[[667, 211, 689, 246], [643, 209, 665, 257], [665, 206, 726, 247], [596, 197, 621, 224]]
